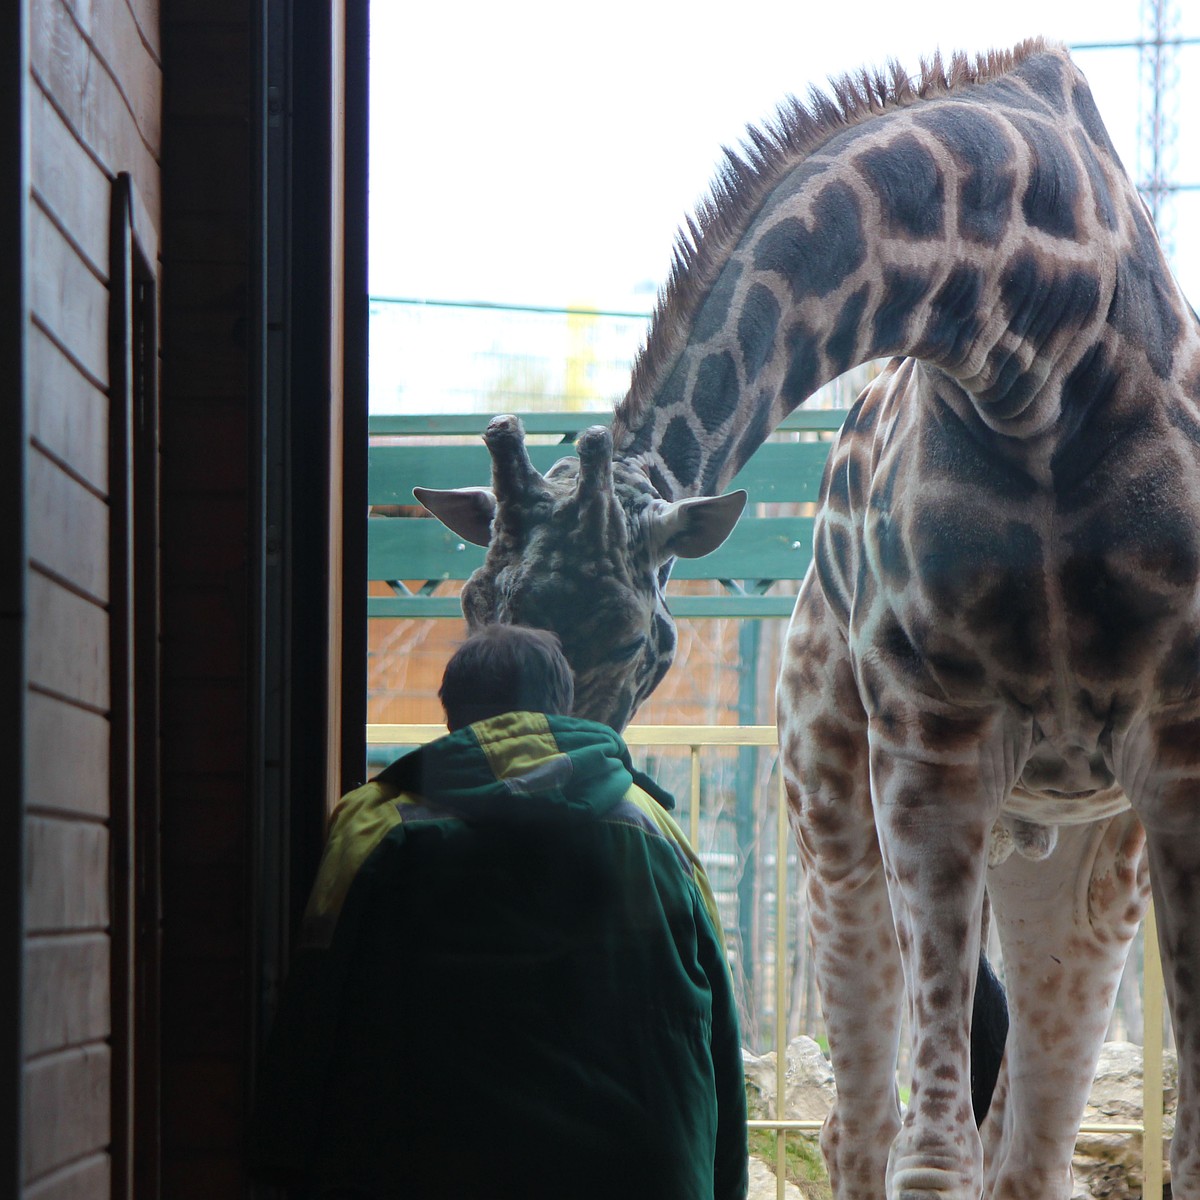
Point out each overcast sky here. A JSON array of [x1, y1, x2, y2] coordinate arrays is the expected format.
[[369, 1, 1199, 312]]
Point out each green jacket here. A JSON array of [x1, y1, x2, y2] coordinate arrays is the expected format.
[[249, 712, 749, 1200]]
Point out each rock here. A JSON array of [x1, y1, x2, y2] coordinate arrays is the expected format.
[[1072, 1041, 1177, 1200], [744, 1037, 835, 1198], [747, 1154, 807, 1199], [738, 1037, 1175, 1200], [743, 1035, 837, 1122]]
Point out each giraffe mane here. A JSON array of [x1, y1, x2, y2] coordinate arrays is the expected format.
[[613, 36, 1059, 447]]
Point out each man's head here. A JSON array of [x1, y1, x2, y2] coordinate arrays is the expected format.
[[439, 624, 576, 732]]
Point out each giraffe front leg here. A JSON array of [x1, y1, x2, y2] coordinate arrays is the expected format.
[[871, 746, 999, 1200], [983, 813, 1148, 1200], [779, 593, 902, 1199], [787, 782, 904, 1198]]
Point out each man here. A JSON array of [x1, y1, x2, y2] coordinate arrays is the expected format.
[[249, 625, 749, 1199]]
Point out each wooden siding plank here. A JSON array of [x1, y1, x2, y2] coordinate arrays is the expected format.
[[27, 573, 108, 711], [27, 448, 109, 603], [123, 0, 160, 62], [29, 85, 109, 276], [27, 324, 108, 493], [22, 1046, 110, 1184], [59, 0, 161, 153], [24, 817, 109, 935], [23, 934, 110, 1058], [28, 204, 109, 389], [30, 0, 161, 227], [25, 692, 109, 820], [24, 1152, 110, 1200]]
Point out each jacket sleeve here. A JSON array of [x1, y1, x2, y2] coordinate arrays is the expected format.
[[694, 888, 750, 1200]]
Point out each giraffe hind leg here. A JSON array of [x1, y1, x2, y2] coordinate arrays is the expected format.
[[983, 813, 1148, 1200]]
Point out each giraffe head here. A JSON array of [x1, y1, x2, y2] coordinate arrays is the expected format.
[[416, 415, 746, 730]]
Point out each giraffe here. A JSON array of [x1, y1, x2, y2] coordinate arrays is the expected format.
[[416, 39, 1200, 1199]]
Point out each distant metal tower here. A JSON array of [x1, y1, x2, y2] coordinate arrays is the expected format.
[[1139, 0, 1181, 260]]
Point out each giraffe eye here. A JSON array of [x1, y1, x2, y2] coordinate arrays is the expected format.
[[613, 637, 645, 662]]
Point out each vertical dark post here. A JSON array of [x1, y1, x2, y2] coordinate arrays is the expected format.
[[735, 619, 760, 1017], [109, 174, 136, 1200], [109, 173, 164, 1200], [0, 2, 25, 1194], [341, 0, 369, 795], [252, 0, 370, 1065]]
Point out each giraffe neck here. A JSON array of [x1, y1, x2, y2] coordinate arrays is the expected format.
[[612, 41, 1193, 500]]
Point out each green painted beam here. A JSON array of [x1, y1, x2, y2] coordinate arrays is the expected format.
[[368, 592, 799, 619], [370, 440, 835, 506], [368, 515, 815, 581], [368, 408, 850, 438]]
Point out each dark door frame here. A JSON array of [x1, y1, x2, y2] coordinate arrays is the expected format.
[[0, 3, 26, 1196], [249, 0, 369, 1094], [108, 172, 162, 1200]]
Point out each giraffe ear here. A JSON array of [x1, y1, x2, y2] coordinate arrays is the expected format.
[[413, 486, 497, 547], [650, 490, 747, 560]]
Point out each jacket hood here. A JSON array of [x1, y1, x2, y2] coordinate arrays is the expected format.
[[374, 712, 674, 825]]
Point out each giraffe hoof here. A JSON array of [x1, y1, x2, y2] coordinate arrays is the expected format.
[[890, 1160, 980, 1199]]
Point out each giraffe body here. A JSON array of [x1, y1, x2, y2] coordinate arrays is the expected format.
[[418, 40, 1200, 1199]]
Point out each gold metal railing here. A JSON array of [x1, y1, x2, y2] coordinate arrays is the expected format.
[[366, 723, 1168, 1200]]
